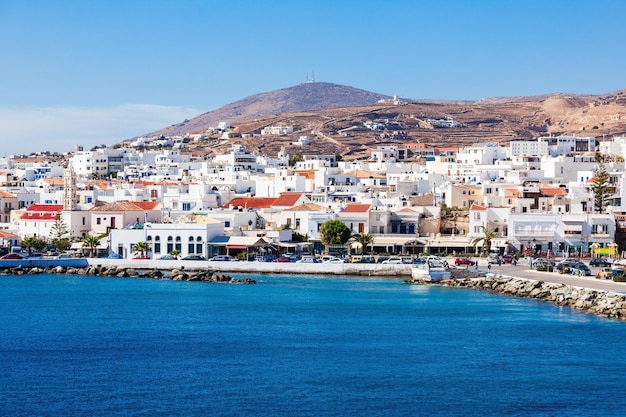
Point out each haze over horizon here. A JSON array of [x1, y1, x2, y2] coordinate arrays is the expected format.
[[1, 0, 624, 156]]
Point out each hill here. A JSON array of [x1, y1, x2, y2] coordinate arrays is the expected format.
[[128, 83, 626, 160], [145, 82, 391, 138]]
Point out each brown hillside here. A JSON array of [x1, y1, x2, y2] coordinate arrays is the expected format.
[[128, 84, 626, 160]]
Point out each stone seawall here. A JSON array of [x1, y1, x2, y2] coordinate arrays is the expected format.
[[434, 274, 626, 321], [1, 265, 256, 284]]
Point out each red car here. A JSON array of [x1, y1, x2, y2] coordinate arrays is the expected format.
[[0, 253, 23, 259], [454, 257, 475, 266], [272, 256, 292, 263]]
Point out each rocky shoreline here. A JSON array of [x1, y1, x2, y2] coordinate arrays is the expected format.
[[408, 273, 626, 321], [0, 265, 256, 284]]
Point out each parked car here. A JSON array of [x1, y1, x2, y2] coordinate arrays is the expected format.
[[132, 255, 150, 260], [454, 257, 475, 266], [273, 255, 293, 263], [352, 255, 375, 263], [381, 257, 403, 264], [209, 255, 235, 262], [0, 253, 23, 260], [182, 255, 206, 261], [296, 256, 318, 263], [322, 257, 344, 264], [532, 258, 554, 271], [105, 253, 121, 259], [158, 254, 177, 260], [589, 258, 612, 267], [487, 255, 501, 264], [596, 267, 613, 280], [568, 262, 592, 276], [502, 255, 514, 264], [556, 259, 580, 272]]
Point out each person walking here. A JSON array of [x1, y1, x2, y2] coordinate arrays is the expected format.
[[488, 263, 492, 273]]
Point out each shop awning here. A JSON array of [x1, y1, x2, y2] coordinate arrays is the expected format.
[[226, 245, 247, 250]]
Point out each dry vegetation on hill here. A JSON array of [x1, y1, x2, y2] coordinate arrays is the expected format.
[[131, 83, 626, 160]]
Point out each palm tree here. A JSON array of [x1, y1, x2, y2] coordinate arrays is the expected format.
[[350, 233, 375, 255], [132, 241, 151, 258], [82, 235, 102, 258], [471, 226, 497, 255]]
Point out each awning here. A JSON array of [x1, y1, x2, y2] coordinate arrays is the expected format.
[[226, 245, 247, 250], [71, 242, 108, 250]]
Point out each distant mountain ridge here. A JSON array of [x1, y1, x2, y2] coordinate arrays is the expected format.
[[144, 82, 392, 138]]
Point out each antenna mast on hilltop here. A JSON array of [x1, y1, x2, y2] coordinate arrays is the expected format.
[[305, 71, 315, 83]]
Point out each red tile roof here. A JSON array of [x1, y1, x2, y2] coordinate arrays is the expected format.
[[272, 192, 303, 207], [540, 187, 567, 197], [223, 197, 277, 209], [43, 178, 64, 185], [0, 190, 16, 198], [90, 201, 160, 212], [340, 203, 371, 213], [469, 203, 488, 211], [26, 204, 64, 212], [20, 212, 59, 221]]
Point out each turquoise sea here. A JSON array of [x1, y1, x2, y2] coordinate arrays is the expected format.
[[1, 273, 626, 416]]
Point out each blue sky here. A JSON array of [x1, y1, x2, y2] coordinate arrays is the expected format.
[[0, 0, 624, 156]]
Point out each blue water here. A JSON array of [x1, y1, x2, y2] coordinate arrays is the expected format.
[[1, 274, 626, 416]]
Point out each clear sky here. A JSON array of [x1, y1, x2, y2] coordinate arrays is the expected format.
[[1, 0, 624, 156]]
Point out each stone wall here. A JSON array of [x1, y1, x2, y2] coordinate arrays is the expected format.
[[436, 274, 626, 321]]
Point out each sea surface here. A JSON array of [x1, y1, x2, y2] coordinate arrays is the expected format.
[[1, 273, 626, 416]]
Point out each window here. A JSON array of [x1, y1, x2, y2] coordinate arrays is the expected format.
[[167, 236, 173, 254], [175, 236, 181, 252], [182, 202, 192, 211], [196, 237, 203, 254], [225, 221, 231, 227], [96, 217, 101, 225], [474, 213, 481, 220], [154, 236, 161, 254], [188, 236, 195, 253]]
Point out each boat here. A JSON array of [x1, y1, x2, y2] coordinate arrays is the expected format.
[[411, 257, 451, 282]]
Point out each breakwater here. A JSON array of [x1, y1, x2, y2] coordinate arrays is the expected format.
[[412, 274, 626, 321], [0, 264, 256, 284]]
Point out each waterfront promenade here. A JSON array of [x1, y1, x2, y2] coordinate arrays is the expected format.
[[84, 257, 626, 294]]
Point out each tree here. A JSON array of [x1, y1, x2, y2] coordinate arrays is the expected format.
[[471, 226, 497, 254], [132, 241, 151, 258], [82, 235, 102, 258], [319, 220, 351, 253], [50, 214, 71, 253], [591, 162, 611, 213], [350, 233, 375, 255], [21, 235, 48, 255]]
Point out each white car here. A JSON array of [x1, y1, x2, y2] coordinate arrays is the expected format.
[[296, 256, 318, 263], [381, 257, 403, 264], [322, 257, 344, 264], [209, 255, 235, 261]]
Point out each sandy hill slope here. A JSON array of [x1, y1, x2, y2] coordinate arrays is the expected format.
[[144, 82, 391, 138], [126, 85, 626, 160]]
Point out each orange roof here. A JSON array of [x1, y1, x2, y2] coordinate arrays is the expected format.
[[272, 192, 303, 207], [90, 201, 160, 212], [0, 231, 18, 238], [397, 207, 419, 213], [296, 171, 316, 180], [0, 190, 16, 198], [223, 197, 277, 209], [341, 203, 371, 213], [285, 203, 323, 212], [540, 187, 567, 197], [470, 203, 488, 211], [43, 178, 64, 185]]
